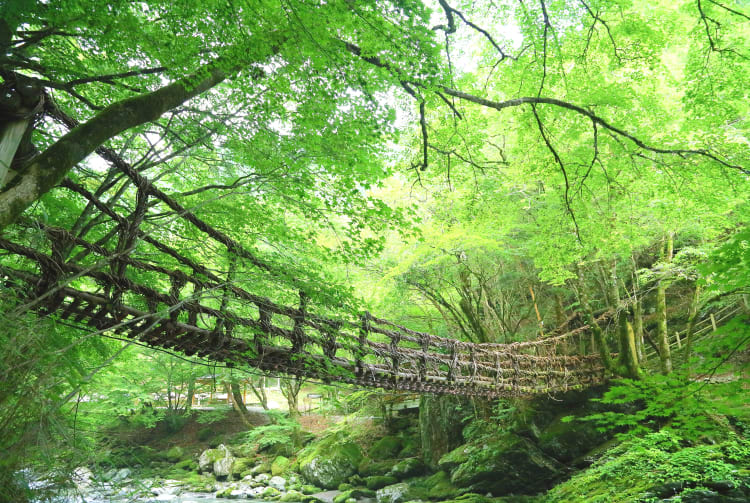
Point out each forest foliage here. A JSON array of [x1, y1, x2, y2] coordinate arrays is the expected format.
[[0, 0, 748, 500]]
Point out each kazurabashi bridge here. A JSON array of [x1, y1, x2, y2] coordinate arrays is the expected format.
[[0, 126, 734, 398]]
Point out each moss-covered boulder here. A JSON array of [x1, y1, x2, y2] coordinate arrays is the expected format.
[[437, 446, 470, 473], [366, 475, 399, 490], [231, 458, 255, 479], [449, 434, 562, 495], [262, 486, 282, 499], [359, 459, 395, 477], [300, 484, 321, 495], [333, 488, 376, 503], [280, 490, 306, 502], [389, 458, 426, 480], [369, 436, 404, 460], [163, 446, 185, 462], [421, 471, 460, 500], [439, 493, 492, 503], [198, 445, 231, 474], [175, 459, 197, 471], [536, 413, 611, 464], [299, 433, 364, 489], [272, 456, 291, 476]]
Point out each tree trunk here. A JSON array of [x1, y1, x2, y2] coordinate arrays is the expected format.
[[185, 377, 195, 412], [617, 314, 641, 379], [249, 376, 269, 410], [609, 259, 620, 307], [656, 233, 673, 374], [682, 283, 701, 371], [576, 264, 614, 371], [280, 377, 302, 420], [656, 279, 672, 374], [225, 381, 252, 428]]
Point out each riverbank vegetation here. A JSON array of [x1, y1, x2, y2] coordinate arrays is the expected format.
[[0, 0, 748, 501]]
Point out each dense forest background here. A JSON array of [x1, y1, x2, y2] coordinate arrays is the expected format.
[[0, 0, 748, 502]]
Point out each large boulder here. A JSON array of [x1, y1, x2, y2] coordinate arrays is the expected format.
[[299, 433, 363, 489], [449, 434, 562, 495], [269, 476, 287, 491], [437, 445, 470, 473], [198, 444, 235, 479], [164, 446, 185, 462], [536, 412, 612, 464]]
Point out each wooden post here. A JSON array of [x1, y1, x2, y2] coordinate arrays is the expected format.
[[674, 331, 682, 349], [710, 313, 717, 332]]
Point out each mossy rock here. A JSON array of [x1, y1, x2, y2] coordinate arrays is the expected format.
[[439, 493, 492, 503], [262, 486, 282, 499], [398, 438, 419, 459], [450, 434, 562, 495], [437, 446, 470, 473], [272, 456, 291, 476], [334, 488, 377, 503], [359, 459, 396, 477], [232, 458, 255, 479], [299, 433, 364, 489], [389, 458, 426, 480], [420, 471, 460, 500], [536, 412, 611, 463], [365, 476, 399, 490], [280, 490, 307, 502], [376, 483, 412, 503], [174, 458, 197, 471], [162, 445, 185, 462], [369, 436, 404, 461], [301, 484, 321, 495], [338, 483, 354, 491]]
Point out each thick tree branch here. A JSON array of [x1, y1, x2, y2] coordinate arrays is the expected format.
[[0, 58, 235, 229]]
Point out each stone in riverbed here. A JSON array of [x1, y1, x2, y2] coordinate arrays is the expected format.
[[299, 434, 363, 489], [376, 483, 411, 503], [272, 456, 291, 476], [269, 475, 287, 490]]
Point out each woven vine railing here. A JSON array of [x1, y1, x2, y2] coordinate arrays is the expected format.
[[0, 129, 610, 398]]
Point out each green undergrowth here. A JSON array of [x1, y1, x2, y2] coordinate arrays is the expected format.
[[543, 430, 750, 502]]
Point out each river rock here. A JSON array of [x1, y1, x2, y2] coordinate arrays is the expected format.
[[256, 473, 271, 483], [213, 445, 235, 480], [272, 456, 291, 476], [269, 475, 287, 490], [376, 483, 411, 503], [299, 434, 363, 489], [280, 489, 306, 502], [449, 434, 562, 495], [365, 475, 399, 490], [389, 458, 426, 479], [72, 467, 94, 490]]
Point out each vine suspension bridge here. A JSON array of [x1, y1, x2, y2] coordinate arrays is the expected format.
[[0, 140, 739, 398]]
